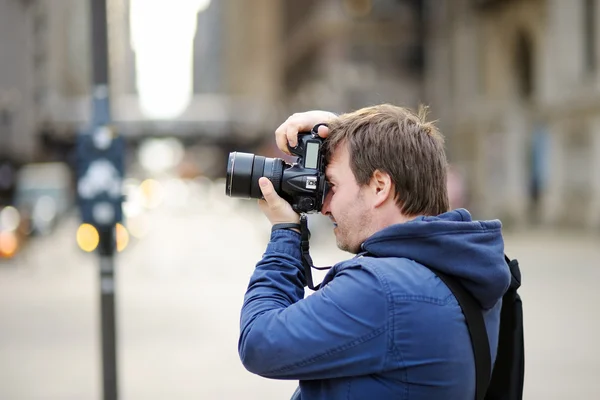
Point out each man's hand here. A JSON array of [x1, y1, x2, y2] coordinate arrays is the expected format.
[[275, 111, 337, 155], [258, 177, 300, 226]]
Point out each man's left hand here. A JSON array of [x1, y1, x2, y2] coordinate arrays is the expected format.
[[258, 177, 300, 226]]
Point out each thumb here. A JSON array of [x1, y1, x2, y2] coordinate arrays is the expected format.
[[317, 124, 330, 138], [258, 177, 279, 204]]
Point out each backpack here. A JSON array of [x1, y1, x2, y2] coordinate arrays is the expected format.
[[432, 255, 524, 400]]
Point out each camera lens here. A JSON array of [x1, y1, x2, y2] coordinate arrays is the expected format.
[[226, 152, 285, 199], [226, 152, 252, 198]]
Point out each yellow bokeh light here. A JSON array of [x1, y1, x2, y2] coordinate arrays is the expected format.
[[0, 231, 18, 258], [77, 224, 100, 252], [116, 223, 130, 252], [140, 179, 164, 209]]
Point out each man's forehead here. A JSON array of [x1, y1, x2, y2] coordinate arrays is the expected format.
[[325, 158, 337, 180], [325, 146, 346, 180]]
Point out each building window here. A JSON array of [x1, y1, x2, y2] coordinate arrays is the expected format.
[[515, 31, 534, 99], [584, 0, 597, 73]]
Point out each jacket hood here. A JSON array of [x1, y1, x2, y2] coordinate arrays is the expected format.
[[361, 208, 510, 310]]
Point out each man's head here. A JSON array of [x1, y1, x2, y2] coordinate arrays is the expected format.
[[321, 104, 449, 253]]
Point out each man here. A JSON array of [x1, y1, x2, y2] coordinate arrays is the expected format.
[[238, 104, 511, 399]]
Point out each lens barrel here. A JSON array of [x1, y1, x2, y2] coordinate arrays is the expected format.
[[226, 152, 284, 199]]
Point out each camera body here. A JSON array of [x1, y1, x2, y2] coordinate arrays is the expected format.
[[282, 129, 327, 213], [226, 125, 328, 213]]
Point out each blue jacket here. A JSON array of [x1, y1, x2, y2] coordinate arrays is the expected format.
[[239, 209, 511, 399]]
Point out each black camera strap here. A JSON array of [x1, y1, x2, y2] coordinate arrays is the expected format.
[[300, 214, 330, 290], [271, 215, 330, 291]]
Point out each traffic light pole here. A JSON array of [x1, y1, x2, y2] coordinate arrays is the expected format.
[[89, 1, 119, 399], [98, 227, 118, 400]]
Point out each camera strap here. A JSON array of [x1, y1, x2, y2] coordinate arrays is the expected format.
[[271, 215, 330, 291], [300, 214, 330, 291]]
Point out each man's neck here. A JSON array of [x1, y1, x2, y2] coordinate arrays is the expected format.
[[367, 209, 416, 239]]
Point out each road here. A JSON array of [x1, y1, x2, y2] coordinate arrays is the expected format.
[[0, 181, 599, 399]]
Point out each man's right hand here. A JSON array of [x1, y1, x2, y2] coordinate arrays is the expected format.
[[275, 111, 337, 155]]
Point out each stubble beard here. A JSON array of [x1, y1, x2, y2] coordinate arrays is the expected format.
[[335, 226, 361, 254]]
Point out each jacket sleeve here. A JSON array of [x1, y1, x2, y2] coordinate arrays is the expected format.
[[238, 229, 389, 380]]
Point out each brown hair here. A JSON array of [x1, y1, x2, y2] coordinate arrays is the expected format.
[[324, 104, 449, 216]]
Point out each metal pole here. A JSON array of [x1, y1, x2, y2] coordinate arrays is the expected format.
[[90, 0, 111, 127], [98, 227, 118, 400], [89, 1, 118, 399]]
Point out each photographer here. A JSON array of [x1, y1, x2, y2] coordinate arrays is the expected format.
[[238, 104, 511, 399]]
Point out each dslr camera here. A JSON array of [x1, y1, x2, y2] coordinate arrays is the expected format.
[[226, 125, 328, 213]]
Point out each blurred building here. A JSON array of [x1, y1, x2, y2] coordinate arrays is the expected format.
[[0, 0, 39, 162], [0, 0, 91, 163], [425, 0, 600, 230], [0, 0, 285, 150], [0, 0, 425, 164], [279, 0, 425, 113], [2, 0, 599, 229]]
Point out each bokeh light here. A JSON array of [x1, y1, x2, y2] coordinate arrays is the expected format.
[[123, 178, 145, 218], [138, 137, 185, 173], [0, 206, 21, 232], [76, 224, 100, 253], [32, 195, 58, 235], [116, 223, 130, 252], [0, 231, 18, 258], [140, 179, 165, 209]]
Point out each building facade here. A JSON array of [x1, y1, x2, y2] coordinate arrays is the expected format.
[[0, 0, 39, 161], [279, 0, 425, 114], [0, 0, 425, 156], [426, 0, 600, 230], [0, 0, 94, 161], [3, 0, 598, 229]]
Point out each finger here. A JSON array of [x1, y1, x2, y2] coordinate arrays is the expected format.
[[275, 123, 292, 155], [258, 177, 280, 205], [285, 123, 299, 149], [317, 125, 330, 138]]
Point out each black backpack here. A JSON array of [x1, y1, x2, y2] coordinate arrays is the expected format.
[[433, 255, 524, 400]]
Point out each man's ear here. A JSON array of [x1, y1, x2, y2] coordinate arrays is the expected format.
[[369, 169, 393, 208]]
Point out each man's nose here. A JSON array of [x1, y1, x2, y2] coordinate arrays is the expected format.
[[321, 191, 332, 215]]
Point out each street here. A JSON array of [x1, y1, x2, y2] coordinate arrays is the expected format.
[[0, 180, 599, 399]]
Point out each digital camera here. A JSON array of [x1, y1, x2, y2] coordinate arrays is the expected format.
[[225, 125, 328, 213]]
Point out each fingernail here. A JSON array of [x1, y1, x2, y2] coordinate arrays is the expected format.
[[259, 178, 268, 187]]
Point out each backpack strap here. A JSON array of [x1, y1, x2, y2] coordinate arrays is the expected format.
[[433, 269, 491, 400], [487, 256, 525, 399]]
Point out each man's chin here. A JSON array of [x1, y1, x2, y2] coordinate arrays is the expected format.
[[336, 243, 351, 254], [335, 238, 360, 255], [334, 236, 346, 252]]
